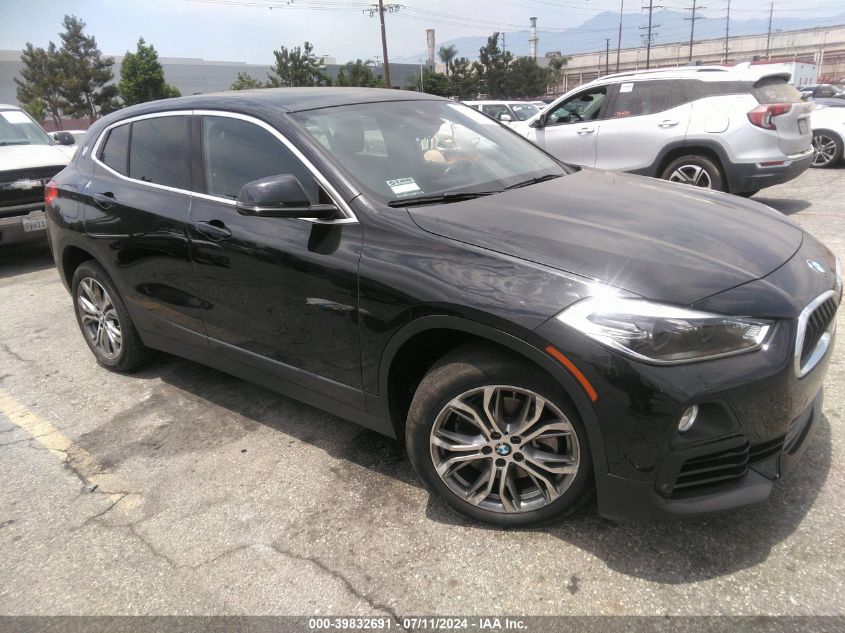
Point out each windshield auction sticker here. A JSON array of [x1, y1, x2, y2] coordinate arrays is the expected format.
[[387, 177, 422, 198]]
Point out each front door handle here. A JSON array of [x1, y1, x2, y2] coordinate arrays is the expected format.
[[658, 120, 679, 128], [194, 220, 232, 241], [576, 126, 595, 135], [92, 192, 116, 209]]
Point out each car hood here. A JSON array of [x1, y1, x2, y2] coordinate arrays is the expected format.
[[408, 169, 804, 305], [0, 144, 72, 173]]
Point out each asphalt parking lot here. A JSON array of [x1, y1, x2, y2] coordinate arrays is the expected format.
[[1, 167, 844, 618]]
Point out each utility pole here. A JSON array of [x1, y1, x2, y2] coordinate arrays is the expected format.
[[502, 32, 506, 55], [640, 0, 661, 69], [724, 0, 731, 64], [684, 0, 705, 62], [616, 0, 624, 72], [765, 2, 774, 59], [605, 38, 611, 75], [365, 2, 403, 88]]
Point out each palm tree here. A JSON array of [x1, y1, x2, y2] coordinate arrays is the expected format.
[[438, 44, 457, 76]]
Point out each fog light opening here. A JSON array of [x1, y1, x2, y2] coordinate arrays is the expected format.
[[678, 405, 699, 433]]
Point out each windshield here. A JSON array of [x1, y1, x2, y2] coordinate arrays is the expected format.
[[291, 100, 566, 205], [508, 103, 540, 121], [0, 109, 53, 146]]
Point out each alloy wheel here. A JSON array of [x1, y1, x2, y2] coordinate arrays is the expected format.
[[76, 277, 122, 360], [430, 385, 580, 514], [667, 164, 712, 188], [812, 134, 838, 167]]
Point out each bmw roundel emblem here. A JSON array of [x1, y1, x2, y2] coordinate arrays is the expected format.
[[495, 443, 511, 456], [807, 259, 826, 275]]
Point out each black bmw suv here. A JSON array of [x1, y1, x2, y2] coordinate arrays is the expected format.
[[45, 88, 839, 526]]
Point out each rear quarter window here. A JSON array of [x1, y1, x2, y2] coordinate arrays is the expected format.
[[752, 77, 802, 104], [99, 124, 129, 175]]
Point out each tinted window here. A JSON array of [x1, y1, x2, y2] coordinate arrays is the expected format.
[[547, 86, 609, 124], [129, 117, 190, 189], [202, 116, 316, 201], [684, 80, 748, 101], [611, 80, 689, 118], [99, 124, 129, 175], [753, 77, 802, 104]]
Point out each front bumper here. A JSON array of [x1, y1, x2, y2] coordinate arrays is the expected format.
[[593, 389, 822, 520], [726, 147, 814, 194]]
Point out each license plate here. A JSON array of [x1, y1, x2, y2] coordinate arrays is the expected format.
[[798, 118, 808, 134], [22, 210, 47, 232]]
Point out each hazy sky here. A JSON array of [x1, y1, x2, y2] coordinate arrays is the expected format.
[[1, 0, 842, 64]]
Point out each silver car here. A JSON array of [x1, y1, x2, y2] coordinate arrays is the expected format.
[[513, 64, 815, 197]]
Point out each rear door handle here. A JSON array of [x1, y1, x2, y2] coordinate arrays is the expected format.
[[92, 192, 115, 209], [194, 220, 232, 241], [576, 126, 595, 135], [658, 120, 679, 128]]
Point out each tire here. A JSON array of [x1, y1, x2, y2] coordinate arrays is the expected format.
[[738, 190, 760, 198], [71, 260, 150, 372], [406, 345, 594, 527], [660, 155, 725, 191], [811, 130, 843, 168]]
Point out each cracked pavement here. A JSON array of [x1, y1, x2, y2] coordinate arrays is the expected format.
[[0, 167, 844, 616]]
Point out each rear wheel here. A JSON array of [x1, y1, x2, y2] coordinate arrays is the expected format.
[[72, 261, 150, 372], [406, 346, 593, 527], [811, 130, 843, 168], [661, 155, 724, 191]]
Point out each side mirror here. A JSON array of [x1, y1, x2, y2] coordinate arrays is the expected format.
[[236, 174, 338, 220], [498, 113, 513, 122], [529, 116, 545, 128], [53, 131, 76, 146]]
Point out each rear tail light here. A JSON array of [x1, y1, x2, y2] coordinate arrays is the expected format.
[[747, 103, 792, 130], [44, 180, 58, 206]]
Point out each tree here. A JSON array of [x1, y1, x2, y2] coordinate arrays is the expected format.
[[15, 42, 66, 129], [422, 69, 450, 96], [505, 57, 549, 99], [57, 15, 118, 119], [546, 55, 569, 94], [267, 41, 330, 87], [438, 45, 457, 76], [449, 57, 479, 100], [335, 59, 383, 87], [230, 71, 266, 90], [22, 98, 46, 124], [476, 33, 512, 99], [118, 38, 181, 106]]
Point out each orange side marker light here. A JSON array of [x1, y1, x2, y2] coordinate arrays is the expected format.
[[545, 346, 598, 402]]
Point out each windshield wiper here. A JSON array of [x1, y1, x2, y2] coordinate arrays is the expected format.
[[503, 173, 563, 190], [0, 141, 29, 146], [387, 191, 499, 208]]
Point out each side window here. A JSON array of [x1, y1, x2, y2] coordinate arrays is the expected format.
[[547, 87, 608, 125], [611, 81, 675, 118], [99, 124, 129, 175], [201, 116, 317, 202], [482, 104, 510, 121], [129, 117, 190, 190]]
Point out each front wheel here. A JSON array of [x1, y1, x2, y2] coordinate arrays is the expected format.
[[661, 155, 724, 191], [406, 346, 593, 527], [811, 130, 843, 168]]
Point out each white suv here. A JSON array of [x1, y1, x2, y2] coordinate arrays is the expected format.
[[0, 104, 73, 246], [513, 65, 815, 196]]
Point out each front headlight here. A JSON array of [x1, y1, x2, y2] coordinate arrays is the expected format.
[[556, 297, 772, 364]]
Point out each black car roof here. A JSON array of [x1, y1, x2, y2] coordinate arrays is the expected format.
[[107, 87, 445, 119]]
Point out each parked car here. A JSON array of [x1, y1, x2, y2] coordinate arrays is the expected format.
[[512, 65, 815, 196], [810, 104, 845, 167], [810, 97, 845, 108], [48, 129, 87, 146], [47, 88, 838, 526], [799, 84, 845, 99], [463, 100, 541, 125], [0, 104, 73, 246]]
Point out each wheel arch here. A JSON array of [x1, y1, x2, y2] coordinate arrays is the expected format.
[[811, 128, 844, 167], [59, 243, 97, 291], [377, 315, 608, 472]]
